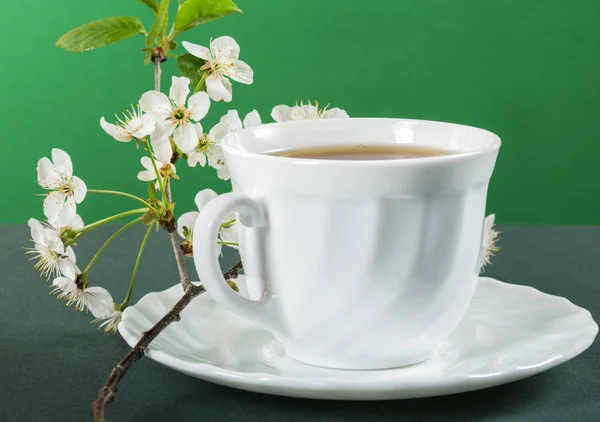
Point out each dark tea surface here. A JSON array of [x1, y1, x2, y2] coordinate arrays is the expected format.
[[266, 144, 455, 160]]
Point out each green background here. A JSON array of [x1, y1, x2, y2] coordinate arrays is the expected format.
[[2, 0, 599, 224]]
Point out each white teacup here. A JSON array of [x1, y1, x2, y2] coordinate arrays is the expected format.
[[193, 118, 500, 370]]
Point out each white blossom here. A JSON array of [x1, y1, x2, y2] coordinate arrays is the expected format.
[[185, 122, 223, 168], [139, 76, 210, 154], [27, 217, 81, 280], [481, 214, 500, 271], [137, 137, 175, 184], [51, 265, 114, 318], [182, 36, 253, 102], [100, 105, 155, 142], [191, 110, 260, 180], [37, 149, 87, 226], [177, 189, 239, 255], [93, 311, 122, 333], [271, 101, 349, 122]]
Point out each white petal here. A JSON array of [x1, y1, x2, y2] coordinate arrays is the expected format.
[[208, 144, 224, 168], [140, 156, 154, 172], [217, 165, 230, 181], [220, 222, 239, 245], [46, 233, 64, 255], [193, 122, 203, 136], [52, 149, 73, 177], [100, 117, 132, 142], [53, 276, 76, 293], [44, 191, 65, 223], [219, 110, 243, 132], [69, 214, 84, 230], [28, 219, 45, 244], [65, 246, 76, 263], [84, 286, 114, 318], [322, 108, 350, 119], [139, 90, 172, 117], [243, 110, 261, 128], [206, 74, 232, 102], [94, 311, 123, 332], [138, 170, 157, 182], [151, 136, 173, 165], [177, 211, 199, 239], [71, 176, 87, 204], [58, 259, 78, 281], [44, 227, 60, 242], [188, 91, 210, 121], [182, 41, 211, 60], [150, 121, 175, 143], [298, 104, 319, 119], [37, 157, 60, 189], [57, 197, 77, 228], [227, 60, 253, 84], [170, 76, 190, 108], [132, 115, 156, 139], [187, 152, 207, 167], [484, 214, 496, 232], [173, 123, 198, 155], [194, 189, 218, 210], [271, 105, 294, 122], [208, 123, 230, 144], [211, 36, 240, 61]]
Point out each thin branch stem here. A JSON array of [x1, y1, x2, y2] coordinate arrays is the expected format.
[[87, 189, 153, 209], [92, 261, 243, 422], [120, 223, 154, 308], [165, 181, 191, 289], [220, 218, 236, 228], [154, 57, 161, 91], [65, 209, 147, 247], [193, 72, 207, 94], [143, 141, 167, 207], [81, 218, 141, 276]]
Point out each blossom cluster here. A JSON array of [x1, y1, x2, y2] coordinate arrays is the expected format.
[[27, 35, 350, 333]]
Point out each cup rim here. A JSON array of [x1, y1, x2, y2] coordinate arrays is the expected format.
[[221, 118, 501, 166]]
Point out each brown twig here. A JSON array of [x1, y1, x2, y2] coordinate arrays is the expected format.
[[92, 261, 242, 422]]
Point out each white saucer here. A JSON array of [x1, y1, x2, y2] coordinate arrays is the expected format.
[[119, 277, 597, 400]]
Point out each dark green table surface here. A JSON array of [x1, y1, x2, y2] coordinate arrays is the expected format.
[[2, 225, 599, 422]]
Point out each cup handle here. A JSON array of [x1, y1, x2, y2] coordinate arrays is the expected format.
[[192, 192, 284, 338]]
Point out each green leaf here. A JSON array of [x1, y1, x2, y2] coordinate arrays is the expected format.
[[145, 0, 170, 47], [144, 50, 153, 65], [138, 0, 160, 15], [174, 0, 242, 32], [161, 39, 178, 56], [56, 17, 146, 52], [177, 53, 206, 89]]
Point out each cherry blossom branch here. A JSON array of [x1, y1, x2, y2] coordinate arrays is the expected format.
[[92, 260, 243, 422], [92, 53, 245, 422]]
